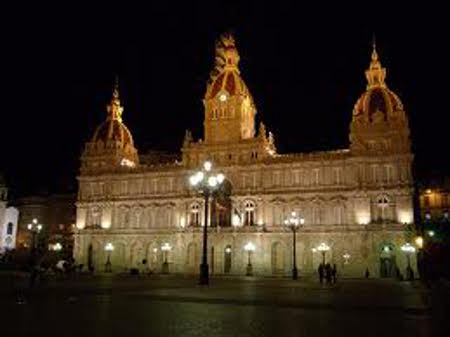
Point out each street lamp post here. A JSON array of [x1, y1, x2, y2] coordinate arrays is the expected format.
[[189, 161, 225, 285], [244, 242, 255, 276], [284, 212, 304, 280], [401, 243, 416, 281], [27, 218, 43, 249], [161, 243, 172, 274], [53, 242, 63, 252], [316, 243, 330, 265], [343, 253, 351, 265], [104, 242, 114, 273], [415, 236, 424, 280]]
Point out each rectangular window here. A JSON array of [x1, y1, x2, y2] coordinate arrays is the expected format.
[[313, 169, 320, 185], [424, 195, 430, 208], [242, 174, 247, 188], [293, 170, 299, 185], [168, 177, 174, 192], [371, 165, 378, 183], [333, 168, 341, 185], [121, 181, 128, 195], [274, 171, 281, 186], [153, 179, 158, 194]]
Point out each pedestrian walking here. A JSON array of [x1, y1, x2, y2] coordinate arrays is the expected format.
[[332, 264, 337, 284], [325, 263, 332, 284], [318, 264, 324, 284]]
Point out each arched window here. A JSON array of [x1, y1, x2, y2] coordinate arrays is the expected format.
[[244, 201, 255, 226], [7, 222, 13, 235], [190, 203, 200, 226]]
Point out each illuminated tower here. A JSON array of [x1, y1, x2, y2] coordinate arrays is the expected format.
[[349, 42, 411, 155], [81, 78, 139, 173], [204, 33, 256, 143], [182, 33, 275, 167]]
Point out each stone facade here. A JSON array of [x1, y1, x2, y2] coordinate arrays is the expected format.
[[75, 35, 416, 278]]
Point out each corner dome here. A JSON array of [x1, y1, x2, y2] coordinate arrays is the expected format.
[[353, 87, 403, 122], [91, 79, 135, 149], [351, 42, 405, 124], [92, 119, 134, 148]]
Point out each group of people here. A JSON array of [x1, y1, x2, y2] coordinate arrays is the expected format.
[[318, 263, 337, 284]]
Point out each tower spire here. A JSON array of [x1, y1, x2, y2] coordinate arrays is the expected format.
[[365, 37, 386, 89], [371, 34, 378, 61], [107, 75, 123, 122], [209, 32, 240, 81], [113, 74, 119, 99]]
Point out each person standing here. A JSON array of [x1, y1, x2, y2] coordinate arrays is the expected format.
[[318, 264, 324, 284], [332, 264, 337, 284], [325, 263, 332, 284]]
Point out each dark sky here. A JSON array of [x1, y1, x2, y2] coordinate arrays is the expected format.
[[2, 2, 449, 197]]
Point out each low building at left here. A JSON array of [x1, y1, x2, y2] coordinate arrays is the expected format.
[[0, 174, 19, 253]]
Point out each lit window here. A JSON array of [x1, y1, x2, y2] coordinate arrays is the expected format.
[[6, 222, 13, 235], [120, 158, 135, 167], [190, 204, 200, 226], [376, 195, 391, 222], [244, 201, 255, 226]]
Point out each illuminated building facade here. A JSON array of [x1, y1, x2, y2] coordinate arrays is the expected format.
[[14, 193, 76, 251], [75, 34, 415, 277]]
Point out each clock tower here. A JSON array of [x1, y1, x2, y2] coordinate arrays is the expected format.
[[204, 33, 256, 143]]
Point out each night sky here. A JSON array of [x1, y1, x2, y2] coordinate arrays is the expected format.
[[2, 3, 449, 197]]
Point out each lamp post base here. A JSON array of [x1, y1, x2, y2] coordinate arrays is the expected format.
[[105, 261, 112, 273], [199, 263, 209, 285], [292, 267, 298, 280], [246, 263, 253, 276], [162, 262, 169, 274]]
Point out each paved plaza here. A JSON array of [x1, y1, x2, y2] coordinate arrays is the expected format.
[[0, 273, 448, 337]]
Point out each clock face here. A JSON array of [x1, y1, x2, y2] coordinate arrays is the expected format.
[[219, 93, 227, 102]]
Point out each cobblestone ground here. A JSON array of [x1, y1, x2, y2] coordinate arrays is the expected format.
[[0, 273, 448, 337]]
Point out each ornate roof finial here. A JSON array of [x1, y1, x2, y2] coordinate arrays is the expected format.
[[113, 74, 119, 99], [209, 32, 240, 81], [365, 37, 387, 89], [107, 75, 123, 122], [183, 129, 193, 146], [258, 122, 267, 140], [371, 34, 378, 61]]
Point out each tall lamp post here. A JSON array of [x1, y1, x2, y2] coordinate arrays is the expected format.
[[284, 212, 304, 280], [401, 243, 416, 281], [244, 242, 256, 276], [27, 218, 43, 249], [161, 243, 172, 274], [104, 242, 114, 273], [415, 236, 424, 280], [316, 243, 330, 265], [189, 161, 225, 285]]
